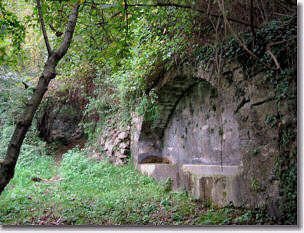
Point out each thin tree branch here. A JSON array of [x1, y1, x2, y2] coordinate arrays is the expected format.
[[111, 11, 121, 18], [127, 3, 258, 28], [266, 49, 280, 70], [218, 0, 279, 71], [124, 0, 129, 41], [267, 36, 297, 47], [83, 2, 118, 9], [36, 0, 52, 56], [82, 1, 257, 28], [250, 0, 256, 47], [49, 24, 63, 37]]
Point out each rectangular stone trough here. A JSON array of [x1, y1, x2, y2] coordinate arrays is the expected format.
[[137, 163, 243, 208], [137, 164, 180, 190], [181, 164, 242, 207]]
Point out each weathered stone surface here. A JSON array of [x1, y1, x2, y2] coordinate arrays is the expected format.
[[137, 164, 180, 190], [182, 164, 239, 176], [181, 164, 243, 207], [114, 151, 128, 159], [104, 141, 114, 154], [114, 137, 121, 146], [162, 81, 241, 166], [119, 142, 129, 149], [97, 126, 131, 165], [118, 132, 128, 140], [120, 148, 128, 155], [130, 60, 296, 217]]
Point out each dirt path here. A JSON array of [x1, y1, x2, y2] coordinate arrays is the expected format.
[[53, 138, 87, 166], [32, 138, 87, 185]]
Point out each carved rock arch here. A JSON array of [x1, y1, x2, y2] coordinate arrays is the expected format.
[[132, 65, 241, 167]]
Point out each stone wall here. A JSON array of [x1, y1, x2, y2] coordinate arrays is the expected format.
[[130, 60, 296, 217], [98, 126, 131, 165], [162, 80, 241, 166]]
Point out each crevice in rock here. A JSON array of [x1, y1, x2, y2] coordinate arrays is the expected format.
[[234, 97, 250, 114], [251, 96, 275, 107]]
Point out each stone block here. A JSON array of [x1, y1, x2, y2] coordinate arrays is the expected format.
[[181, 164, 242, 207], [114, 137, 121, 146], [104, 141, 114, 153], [119, 142, 129, 149], [120, 148, 128, 155], [182, 164, 239, 176], [118, 132, 129, 140], [114, 151, 128, 159], [137, 164, 180, 190]]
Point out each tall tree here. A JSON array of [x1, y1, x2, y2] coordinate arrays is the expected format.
[[0, 0, 81, 195]]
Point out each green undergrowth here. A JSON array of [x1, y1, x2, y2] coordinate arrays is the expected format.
[[0, 147, 275, 225]]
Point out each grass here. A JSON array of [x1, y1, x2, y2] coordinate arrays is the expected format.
[[0, 146, 275, 225]]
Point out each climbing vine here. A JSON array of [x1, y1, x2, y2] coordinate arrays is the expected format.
[[0, 0, 297, 224]]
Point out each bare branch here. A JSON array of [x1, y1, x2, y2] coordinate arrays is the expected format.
[[36, 0, 52, 56], [267, 36, 297, 47], [49, 24, 63, 37], [124, 0, 129, 40], [266, 49, 280, 70], [127, 3, 258, 28], [264, 38, 298, 70], [250, 0, 256, 47], [217, 0, 279, 71]]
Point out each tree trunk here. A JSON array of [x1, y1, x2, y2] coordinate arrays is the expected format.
[[0, 2, 80, 195]]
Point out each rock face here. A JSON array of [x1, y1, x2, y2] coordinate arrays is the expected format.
[[162, 80, 241, 166], [37, 101, 84, 145], [130, 60, 296, 217]]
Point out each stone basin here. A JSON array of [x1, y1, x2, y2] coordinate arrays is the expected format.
[[181, 164, 242, 207], [137, 163, 243, 207], [137, 164, 179, 190]]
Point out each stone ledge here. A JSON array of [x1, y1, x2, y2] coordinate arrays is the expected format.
[[181, 164, 242, 207], [181, 164, 239, 177], [137, 163, 243, 207]]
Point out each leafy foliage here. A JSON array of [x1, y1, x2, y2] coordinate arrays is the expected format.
[[0, 2, 25, 65], [0, 147, 275, 225], [0, 70, 46, 160], [74, 2, 200, 139], [223, 16, 296, 75], [0, 0, 297, 226]]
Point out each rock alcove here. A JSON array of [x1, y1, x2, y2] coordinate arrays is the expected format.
[[131, 61, 283, 210]]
